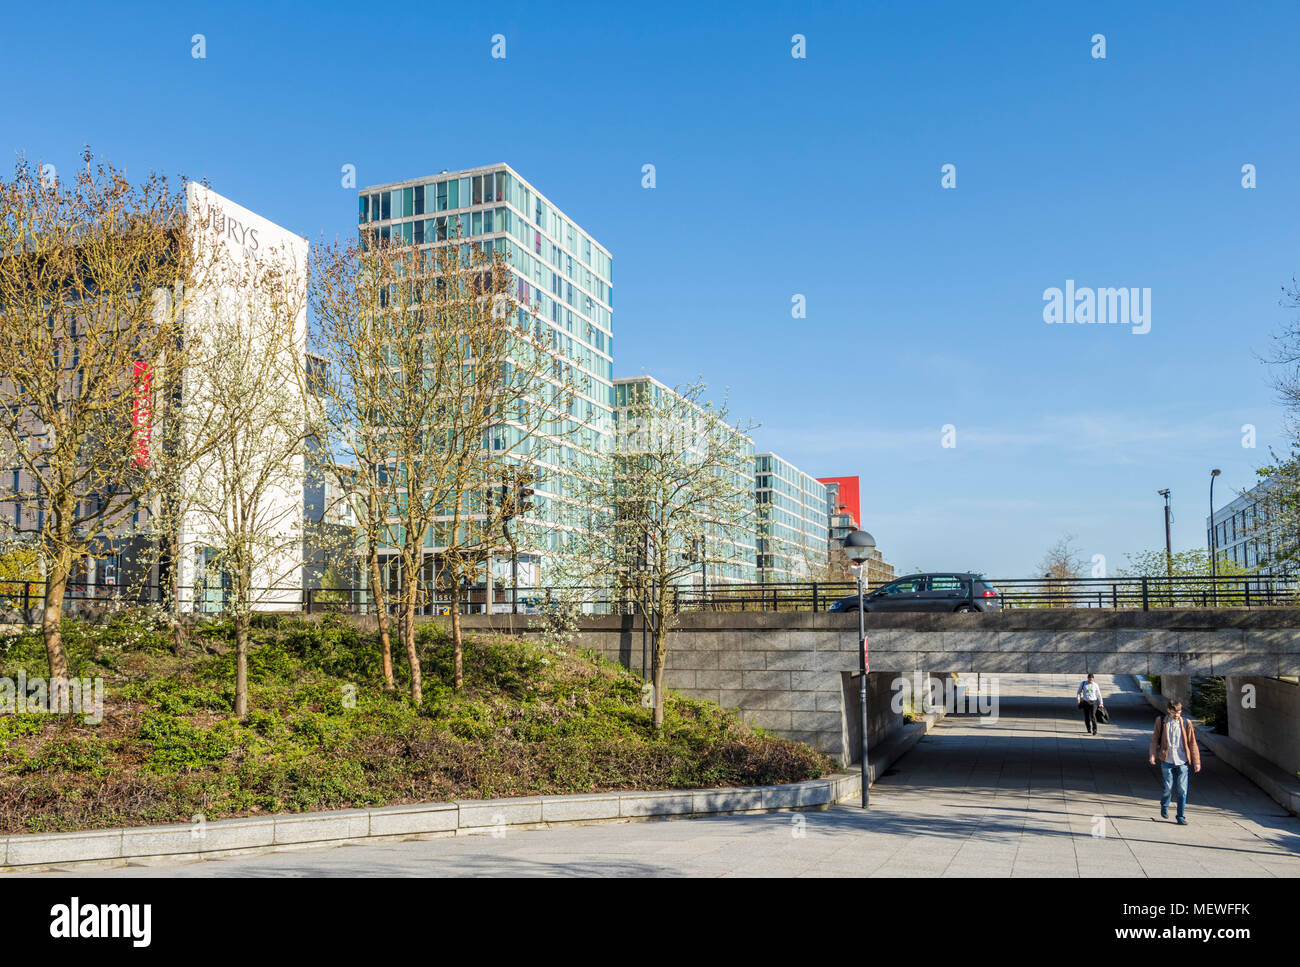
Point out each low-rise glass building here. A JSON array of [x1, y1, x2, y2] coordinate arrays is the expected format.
[[754, 453, 828, 581]]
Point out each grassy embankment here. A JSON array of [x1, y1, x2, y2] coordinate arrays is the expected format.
[[0, 612, 833, 834]]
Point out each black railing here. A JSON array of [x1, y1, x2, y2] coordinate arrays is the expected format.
[[1, 573, 1296, 619], [666, 574, 1300, 612]]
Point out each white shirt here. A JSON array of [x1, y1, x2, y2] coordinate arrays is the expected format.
[[1078, 681, 1101, 703], [1166, 716, 1186, 766]]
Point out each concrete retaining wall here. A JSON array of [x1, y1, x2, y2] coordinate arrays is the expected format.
[[1224, 675, 1300, 778]]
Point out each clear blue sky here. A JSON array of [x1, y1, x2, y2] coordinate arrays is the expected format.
[[5, 0, 1299, 577]]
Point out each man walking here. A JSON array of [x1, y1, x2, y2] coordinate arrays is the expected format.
[[1148, 699, 1200, 824], [1076, 673, 1104, 734]]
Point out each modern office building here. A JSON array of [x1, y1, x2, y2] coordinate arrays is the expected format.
[[1207, 478, 1296, 574], [613, 376, 757, 586], [357, 164, 614, 588], [755, 453, 828, 581]]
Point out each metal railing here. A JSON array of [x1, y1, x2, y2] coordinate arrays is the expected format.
[[666, 574, 1300, 612], [1, 573, 1296, 619]]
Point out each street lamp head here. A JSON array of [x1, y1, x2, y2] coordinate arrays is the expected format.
[[1211, 468, 1221, 477], [841, 529, 876, 563], [1157, 488, 1169, 497]]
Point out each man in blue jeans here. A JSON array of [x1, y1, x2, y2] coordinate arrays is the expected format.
[[1147, 699, 1201, 825]]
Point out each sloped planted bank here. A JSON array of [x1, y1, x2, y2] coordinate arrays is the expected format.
[[0, 611, 835, 841]]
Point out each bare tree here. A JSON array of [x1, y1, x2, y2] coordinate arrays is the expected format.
[[0, 151, 215, 681], [308, 236, 409, 691], [1253, 278, 1300, 570], [173, 198, 309, 718], [1037, 534, 1086, 606], [317, 229, 574, 703], [422, 245, 578, 690], [557, 377, 756, 728]]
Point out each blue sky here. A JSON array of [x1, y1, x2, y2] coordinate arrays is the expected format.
[[5, 0, 1299, 576]]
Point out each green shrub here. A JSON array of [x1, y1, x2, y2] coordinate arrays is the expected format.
[[1191, 677, 1228, 734], [138, 712, 233, 773], [20, 738, 108, 775]]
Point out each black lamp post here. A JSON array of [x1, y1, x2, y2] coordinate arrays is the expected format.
[[1158, 489, 1172, 601], [1210, 469, 1221, 605], [841, 529, 876, 809]]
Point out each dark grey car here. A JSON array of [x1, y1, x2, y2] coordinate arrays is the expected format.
[[828, 573, 1002, 613]]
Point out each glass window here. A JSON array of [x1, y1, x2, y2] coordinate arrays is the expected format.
[[436, 181, 448, 211], [458, 177, 470, 206], [381, 192, 391, 220], [358, 196, 367, 224], [472, 211, 482, 236], [472, 174, 484, 205], [413, 184, 425, 216], [447, 179, 459, 209], [403, 187, 414, 217], [414, 220, 425, 244], [482, 209, 493, 233]]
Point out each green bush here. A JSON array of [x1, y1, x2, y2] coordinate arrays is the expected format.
[[138, 712, 233, 773], [1190, 677, 1229, 734]]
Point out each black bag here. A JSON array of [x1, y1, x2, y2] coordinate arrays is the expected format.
[[1096, 704, 1110, 725]]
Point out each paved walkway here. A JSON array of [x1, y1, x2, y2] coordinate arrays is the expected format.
[[29, 675, 1300, 877]]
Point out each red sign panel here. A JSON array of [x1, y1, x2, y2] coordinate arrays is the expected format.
[[132, 361, 152, 469]]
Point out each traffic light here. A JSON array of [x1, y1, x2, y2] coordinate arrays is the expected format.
[[500, 469, 535, 521], [516, 477, 535, 516]]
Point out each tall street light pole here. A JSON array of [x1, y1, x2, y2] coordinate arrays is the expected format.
[[1210, 469, 1221, 606], [1158, 489, 1172, 597], [841, 529, 876, 809]]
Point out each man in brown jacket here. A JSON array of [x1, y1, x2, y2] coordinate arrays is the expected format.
[[1147, 699, 1201, 825]]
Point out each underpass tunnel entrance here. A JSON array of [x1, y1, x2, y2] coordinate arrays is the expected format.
[[862, 673, 1202, 799]]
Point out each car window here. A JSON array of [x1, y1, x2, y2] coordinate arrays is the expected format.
[[929, 576, 967, 591], [882, 577, 925, 594]]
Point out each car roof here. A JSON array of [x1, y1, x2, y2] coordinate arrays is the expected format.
[[893, 572, 984, 580]]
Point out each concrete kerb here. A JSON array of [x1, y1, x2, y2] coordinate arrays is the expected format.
[[0, 772, 867, 873], [1136, 675, 1300, 816]]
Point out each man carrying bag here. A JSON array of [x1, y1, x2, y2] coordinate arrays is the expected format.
[[1076, 673, 1104, 734]]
